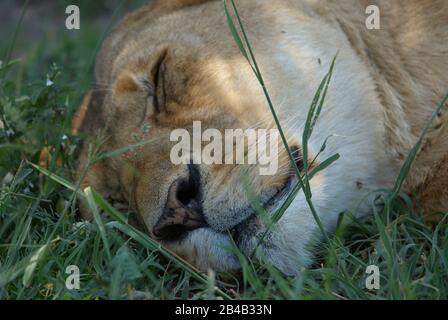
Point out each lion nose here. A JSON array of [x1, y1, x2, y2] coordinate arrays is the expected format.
[[152, 176, 206, 241]]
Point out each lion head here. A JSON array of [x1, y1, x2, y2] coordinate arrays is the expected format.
[[73, 0, 398, 275]]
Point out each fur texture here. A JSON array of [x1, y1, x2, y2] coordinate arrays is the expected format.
[[74, 0, 448, 274]]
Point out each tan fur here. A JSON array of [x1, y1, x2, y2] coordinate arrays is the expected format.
[[73, 0, 448, 273], [319, 0, 448, 215]]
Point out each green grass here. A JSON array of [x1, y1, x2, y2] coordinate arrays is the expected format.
[[1, 0, 448, 300]]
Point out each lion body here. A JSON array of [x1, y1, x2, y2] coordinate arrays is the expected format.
[[74, 0, 448, 274]]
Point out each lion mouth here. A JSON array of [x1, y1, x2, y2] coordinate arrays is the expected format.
[[228, 176, 295, 242], [264, 175, 295, 211], [161, 176, 297, 272]]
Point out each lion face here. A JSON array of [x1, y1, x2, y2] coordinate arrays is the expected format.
[[75, 0, 396, 275], [76, 41, 316, 274], [72, 0, 448, 276], [73, 0, 325, 275]]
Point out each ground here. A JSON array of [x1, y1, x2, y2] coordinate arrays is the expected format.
[[0, 0, 447, 300]]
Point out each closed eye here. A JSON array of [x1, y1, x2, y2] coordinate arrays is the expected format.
[[136, 77, 156, 122], [134, 50, 168, 118], [151, 50, 168, 113], [140, 78, 155, 97]]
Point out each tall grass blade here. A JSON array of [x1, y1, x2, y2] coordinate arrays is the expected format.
[[1, 0, 29, 79], [84, 187, 112, 261], [390, 92, 448, 200], [224, 0, 338, 247]]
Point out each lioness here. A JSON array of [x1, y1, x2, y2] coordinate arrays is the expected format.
[[73, 0, 448, 275]]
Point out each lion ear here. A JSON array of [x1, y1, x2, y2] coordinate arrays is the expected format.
[[72, 91, 92, 136], [72, 90, 114, 221], [71, 89, 106, 137]]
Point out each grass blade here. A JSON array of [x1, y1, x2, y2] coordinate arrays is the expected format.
[[390, 92, 448, 200], [84, 187, 112, 261], [224, 0, 337, 245]]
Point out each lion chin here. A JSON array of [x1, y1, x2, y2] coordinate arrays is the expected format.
[[73, 0, 448, 275]]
